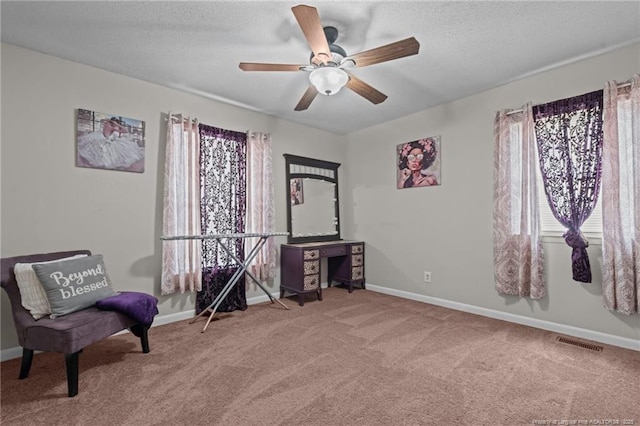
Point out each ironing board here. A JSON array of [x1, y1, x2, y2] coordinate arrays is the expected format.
[[161, 232, 289, 332]]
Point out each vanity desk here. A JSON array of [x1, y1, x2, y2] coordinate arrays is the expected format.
[[280, 240, 365, 306], [281, 154, 364, 306]]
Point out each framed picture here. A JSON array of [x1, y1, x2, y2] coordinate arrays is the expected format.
[[396, 135, 441, 189], [290, 177, 304, 205], [76, 108, 145, 173]]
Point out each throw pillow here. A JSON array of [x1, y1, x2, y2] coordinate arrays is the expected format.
[[14, 254, 88, 319], [32, 254, 117, 318]]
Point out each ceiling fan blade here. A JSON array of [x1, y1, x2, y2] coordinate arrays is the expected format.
[[348, 37, 420, 68], [239, 63, 306, 72], [291, 5, 331, 65], [294, 85, 319, 111], [346, 75, 388, 105]]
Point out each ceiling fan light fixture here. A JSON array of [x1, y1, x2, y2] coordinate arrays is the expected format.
[[239, 5, 419, 110], [309, 67, 348, 96]]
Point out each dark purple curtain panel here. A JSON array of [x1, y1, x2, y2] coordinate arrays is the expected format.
[[196, 124, 247, 313], [533, 90, 603, 283], [197, 266, 246, 314]]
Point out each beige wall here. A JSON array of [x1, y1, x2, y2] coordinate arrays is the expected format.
[[342, 43, 640, 342], [2, 42, 638, 354], [0, 44, 345, 350]]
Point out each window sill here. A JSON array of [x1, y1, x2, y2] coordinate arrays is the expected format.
[[541, 233, 602, 246]]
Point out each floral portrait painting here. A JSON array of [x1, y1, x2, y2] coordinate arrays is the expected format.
[[397, 136, 441, 189], [76, 108, 145, 173]]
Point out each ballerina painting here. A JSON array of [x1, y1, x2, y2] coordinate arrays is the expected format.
[[76, 108, 145, 173]]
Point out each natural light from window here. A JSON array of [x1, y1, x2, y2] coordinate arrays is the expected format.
[[508, 121, 603, 238]]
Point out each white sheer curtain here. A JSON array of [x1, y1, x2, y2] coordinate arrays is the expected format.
[[602, 76, 639, 314], [493, 104, 546, 298], [161, 114, 202, 294], [245, 131, 276, 282]]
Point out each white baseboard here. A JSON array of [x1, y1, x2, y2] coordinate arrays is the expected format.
[[366, 284, 640, 352], [3, 286, 636, 361], [1, 346, 23, 362], [141, 291, 280, 329]]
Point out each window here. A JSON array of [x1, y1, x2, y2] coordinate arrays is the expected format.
[[535, 164, 603, 237], [504, 120, 603, 238], [532, 91, 604, 240]]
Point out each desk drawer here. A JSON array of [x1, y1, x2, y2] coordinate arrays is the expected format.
[[352, 254, 363, 267], [351, 244, 364, 254], [303, 275, 319, 290], [303, 249, 320, 260], [320, 246, 346, 257], [304, 260, 319, 275], [352, 266, 364, 280]]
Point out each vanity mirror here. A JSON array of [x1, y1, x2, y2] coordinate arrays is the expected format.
[[284, 154, 341, 244]]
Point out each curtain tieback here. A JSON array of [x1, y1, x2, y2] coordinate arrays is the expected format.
[[563, 229, 589, 249], [563, 229, 592, 283]]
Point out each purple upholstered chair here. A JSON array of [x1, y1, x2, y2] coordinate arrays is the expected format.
[[0, 250, 150, 397]]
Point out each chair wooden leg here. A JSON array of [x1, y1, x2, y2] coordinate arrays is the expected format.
[[130, 324, 150, 353], [140, 327, 150, 353], [65, 351, 80, 397], [19, 348, 34, 379]]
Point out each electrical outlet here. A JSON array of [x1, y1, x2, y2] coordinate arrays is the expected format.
[[424, 271, 432, 283]]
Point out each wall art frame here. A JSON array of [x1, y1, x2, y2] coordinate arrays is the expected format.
[[76, 108, 145, 173], [396, 135, 441, 189]]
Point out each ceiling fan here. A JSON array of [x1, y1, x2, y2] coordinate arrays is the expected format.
[[239, 4, 420, 111]]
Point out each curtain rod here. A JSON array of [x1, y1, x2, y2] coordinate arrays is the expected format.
[[505, 81, 632, 116]]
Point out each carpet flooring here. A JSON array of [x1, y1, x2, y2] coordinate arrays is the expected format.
[[1, 287, 638, 425]]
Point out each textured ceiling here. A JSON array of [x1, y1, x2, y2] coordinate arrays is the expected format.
[[2, 1, 639, 135]]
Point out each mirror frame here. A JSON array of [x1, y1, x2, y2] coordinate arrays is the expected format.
[[284, 154, 341, 244]]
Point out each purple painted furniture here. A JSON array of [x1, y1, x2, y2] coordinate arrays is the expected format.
[[0, 250, 151, 397], [280, 241, 365, 306]]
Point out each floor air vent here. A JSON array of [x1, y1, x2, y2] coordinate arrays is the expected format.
[[556, 336, 603, 352]]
